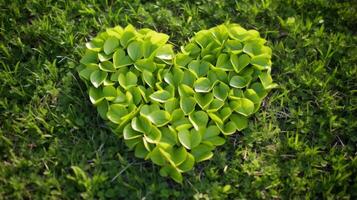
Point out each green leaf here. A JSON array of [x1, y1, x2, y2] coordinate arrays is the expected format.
[[150, 90, 172, 103], [178, 129, 202, 149], [216, 54, 234, 71], [159, 165, 182, 183], [177, 153, 195, 172], [218, 121, 237, 135], [251, 54, 271, 69], [103, 36, 119, 55], [134, 142, 149, 159], [144, 126, 162, 143], [160, 127, 178, 146], [120, 24, 136, 47], [188, 60, 210, 77], [175, 53, 193, 67], [230, 98, 255, 116], [202, 125, 226, 146], [191, 144, 214, 162], [189, 111, 208, 130], [250, 82, 268, 98], [206, 99, 224, 112], [131, 116, 152, 133], [224, 40, 243, 54], [134, 58, 156, 72], [113, 49, 133, 68], [90, 70, 108, 88], [236, 54, 251, 73], [229, 75, 250, 88], [194, 93, 214, 109], [142, 70, 155, 88], [156, 44, 174, 60], [180, 96, 196, 115], [149, 147, 165, 166], [193, 77, 214, 93], [258, 71, 273, 88], [230, 113, 248, 131], [213, 82, 230, 101], [147, 110, 171, 127], [79, 64, 98, 80], [99, 61, 115, 72], [118, 71, 137, 90], [178, 84, 195, 97], [96, 100, 108, 119], [140, 104, 160, 117], [219, 107, 232, 121], [123, 124, 142, 140], [98, 52, 112, 62], [102, 85, 117, 101], [89, 87, 104, 104], [107, 104, 128, 124], [80, 50, 98, 65], [127, 40, 143, 61], [244, 89, 261, 104]]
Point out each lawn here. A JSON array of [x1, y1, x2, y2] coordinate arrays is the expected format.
[[1, 0, 357, 199]]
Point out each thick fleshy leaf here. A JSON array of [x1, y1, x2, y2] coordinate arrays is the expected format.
[[107, 104, 128, 124], [218, 121, 237, 135], [189, 111, 208, 130], [176, 53, 193, 67], [250, 82, 268, 98], [178, 153, 195, 172], [230, 113, 248, 131], [144, 126, 162, 143], [127, 40, 143, 61], [194, 93, 214, 109], [147, 110, 171, 127], [193, 77, 213, 93], [178, 129, 202, 149], [180, 96, 196, 115], [90, 70, 107, 88], [102, 85, 117, 101], [213, 82, 230, 101], [103, 36, 119, 55], [99, 61, 115, 72], [134, 142, 149, 159], [244, 89, 260, 104], [230, 75, 250, 88], [123, 124, 142, 140], [113, 49, 133, 68], [230, 98, 255, 116], [120, 24, 137, 47], [188, 60, 210, 77], [191, 144, 214, 162], [150, 90, 172, 103], [96, 100, 108, 119], [160, 127, 178, 146], [159, 165, 182, 183], [156, 44, 174, 60], [118, 71, 137, 89], [80, 50, 98, 65], [206, 99, 224, 112], [134, 58, 156, 72], [202, 125, 226, 146], [251, 54, 271, 69], [149, 147, 165, 166], [131, 116, 152, 133], [216, 54, 234, 71], [89, 87, 104, 104]]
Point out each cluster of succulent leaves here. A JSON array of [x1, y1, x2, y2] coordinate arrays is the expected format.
[[78, 23, 276, 183]]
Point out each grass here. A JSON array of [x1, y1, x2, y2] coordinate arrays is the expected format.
[[1, 0, 357, 199]]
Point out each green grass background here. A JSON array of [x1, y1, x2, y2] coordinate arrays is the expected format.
[[1, 0, 357, 199]]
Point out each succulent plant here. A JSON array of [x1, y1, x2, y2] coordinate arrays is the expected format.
[[78, 23, 277, 183]]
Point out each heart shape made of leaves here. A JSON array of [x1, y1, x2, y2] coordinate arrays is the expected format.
[[78, 23, 277, 183]]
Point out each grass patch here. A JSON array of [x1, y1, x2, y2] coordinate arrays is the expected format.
[[1, 0, 356, 199]]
